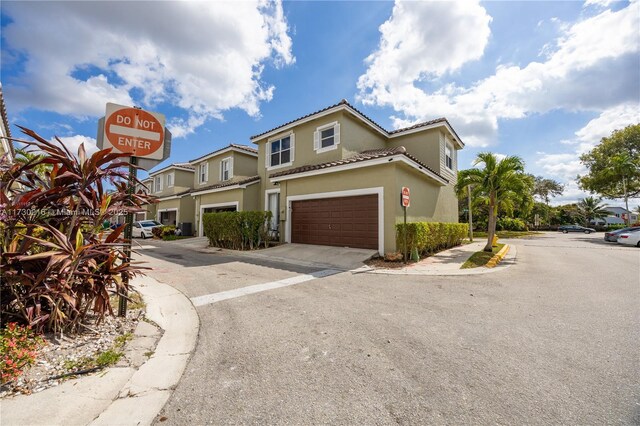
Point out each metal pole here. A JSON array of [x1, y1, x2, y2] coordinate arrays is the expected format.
[[119, 156, 137, 317], [467, 185, 473, 242], [403, 206, 407, 263]]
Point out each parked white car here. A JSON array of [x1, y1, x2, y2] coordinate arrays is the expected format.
[[617, 232, 640, 247], [133, 220, 162, 239]]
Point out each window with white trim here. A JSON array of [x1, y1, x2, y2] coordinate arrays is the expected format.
[[154, 175, 163, 193], [269, 135, 293, 168], [166, 172, 174, 187], [199, 162, 208, 184], [220, 157, 233, 181], [445, 143, 453, 170], [314, 122, 340, 153]]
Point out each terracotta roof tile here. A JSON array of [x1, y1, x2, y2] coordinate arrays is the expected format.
[[269, 147, 447, 183], [189, 143, 257, 163], [191, 175, 260, 193]]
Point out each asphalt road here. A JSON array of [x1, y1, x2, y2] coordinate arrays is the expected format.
[[139, 233, 639, 425]]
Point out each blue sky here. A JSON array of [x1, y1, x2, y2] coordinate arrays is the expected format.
[[1, 0, 639, 207]]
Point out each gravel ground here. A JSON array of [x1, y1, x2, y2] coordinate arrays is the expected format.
[[0, 305, 143, 398]]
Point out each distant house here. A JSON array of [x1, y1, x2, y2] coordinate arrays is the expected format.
[[147, 163, 196, 231], [591, 206, 639, 226]]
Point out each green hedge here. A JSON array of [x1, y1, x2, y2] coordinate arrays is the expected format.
[[396, 222, 468, 256], [496, 217, 528, 231], [203, 211, 272, 250]]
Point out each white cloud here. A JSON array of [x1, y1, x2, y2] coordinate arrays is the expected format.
[[358, 1, 640, 147], [53, 135, 99, 156], [537, 103, 640, 203], [2, 1, 294, 137]]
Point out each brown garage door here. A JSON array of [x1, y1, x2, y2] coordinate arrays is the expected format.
[[291, 194, 378, 250]]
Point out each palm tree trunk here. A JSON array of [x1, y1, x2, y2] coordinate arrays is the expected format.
[[485, 195, 496, 252], [623, 176, 630, 226]]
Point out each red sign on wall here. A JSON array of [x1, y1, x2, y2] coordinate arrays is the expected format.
[[401, 186, 410, 208]]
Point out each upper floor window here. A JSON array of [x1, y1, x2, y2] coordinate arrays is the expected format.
[[199, 162, 208, 184], [314, 122, 340, 153], [154, 175, 163, 193], [220, 157, 233, 181], [269, 135, 293, 168], [445, 143, 453, 170], [166, 172, 174, 188]]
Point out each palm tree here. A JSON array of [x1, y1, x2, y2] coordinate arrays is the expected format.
[[456, 153, 527, 252], [577, 196, 609, 226]]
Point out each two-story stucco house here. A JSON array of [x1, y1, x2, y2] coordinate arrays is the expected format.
[[147, 163, 195, 231], [189, 144, 260, 237], [250, 100, 463, 255]]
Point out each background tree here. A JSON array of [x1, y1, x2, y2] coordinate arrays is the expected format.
[[579, 124, 640, 223], [532, 176, 564, 225], [457, 153, 528, 252], [576, 196, 609, 227]]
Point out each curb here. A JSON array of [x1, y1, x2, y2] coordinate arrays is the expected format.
[[90, 275, 199, 426], [486, 244, 510, 268]]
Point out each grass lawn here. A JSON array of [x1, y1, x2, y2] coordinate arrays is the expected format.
[[461, 243, 505, 269], [473, 230, 542, 239]]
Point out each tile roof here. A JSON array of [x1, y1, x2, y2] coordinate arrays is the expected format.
[[149, 162, 194, 176], [389, 117, 448, 134], [190, 175, 260, 193], [189, 143, 258, 163], [269, 146, 447, 183], [0, 84, 14, 158], [250, 99, 463, 146]]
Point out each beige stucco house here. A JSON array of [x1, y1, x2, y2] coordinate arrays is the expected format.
[[188, 144, 259, 237], [147, 163, 195, 232], [250, 99, 464, 255]]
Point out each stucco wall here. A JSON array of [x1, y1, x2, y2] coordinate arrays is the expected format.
[[150, 168, 193, 198], [192, 150, 257, 189], [394, 166, 458, 224], [387, 129, 442, 175]]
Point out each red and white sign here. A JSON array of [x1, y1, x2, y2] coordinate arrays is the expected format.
[[401, 186, 410, 207], [103, 103, 165, 160]]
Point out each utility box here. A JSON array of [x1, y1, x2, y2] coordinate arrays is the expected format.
[[179, 222, 193, 237]]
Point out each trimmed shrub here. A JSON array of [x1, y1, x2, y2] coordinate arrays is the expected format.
[[203, 211, 272, 250], [496, 217, 528, 231], [606, 224, 629, 231], [396, 222, 468, 258]]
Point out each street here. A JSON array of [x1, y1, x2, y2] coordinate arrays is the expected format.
[[137, 233, 639, 425]]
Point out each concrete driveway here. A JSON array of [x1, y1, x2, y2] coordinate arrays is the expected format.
[[137, 232, 639, 425]]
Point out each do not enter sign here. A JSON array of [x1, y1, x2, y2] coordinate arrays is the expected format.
[[401, 186, 410, 207], [103, 103, 166, 160]]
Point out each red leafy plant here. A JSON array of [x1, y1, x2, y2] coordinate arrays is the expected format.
[[0, 322, 44, 384], [0, 126, 155, 333]]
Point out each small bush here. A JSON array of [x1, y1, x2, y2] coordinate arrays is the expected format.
[[606, 224, 629, 231], [496, 217, 528, 231], [1, 323, 44, 384], [152, 225, 176, 239], [203, 211, 272, 250], [396, 222, 468, 258]]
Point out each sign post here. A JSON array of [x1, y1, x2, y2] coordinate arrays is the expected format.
[[98, 104, 168, 317], [401, 187, 410, 263]]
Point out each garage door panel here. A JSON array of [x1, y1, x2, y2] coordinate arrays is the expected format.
[[291, 194, 378, 250]]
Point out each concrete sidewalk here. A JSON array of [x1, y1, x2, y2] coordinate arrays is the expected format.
[[362, 240, 517, 275], [1, 275, 199, 426]]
